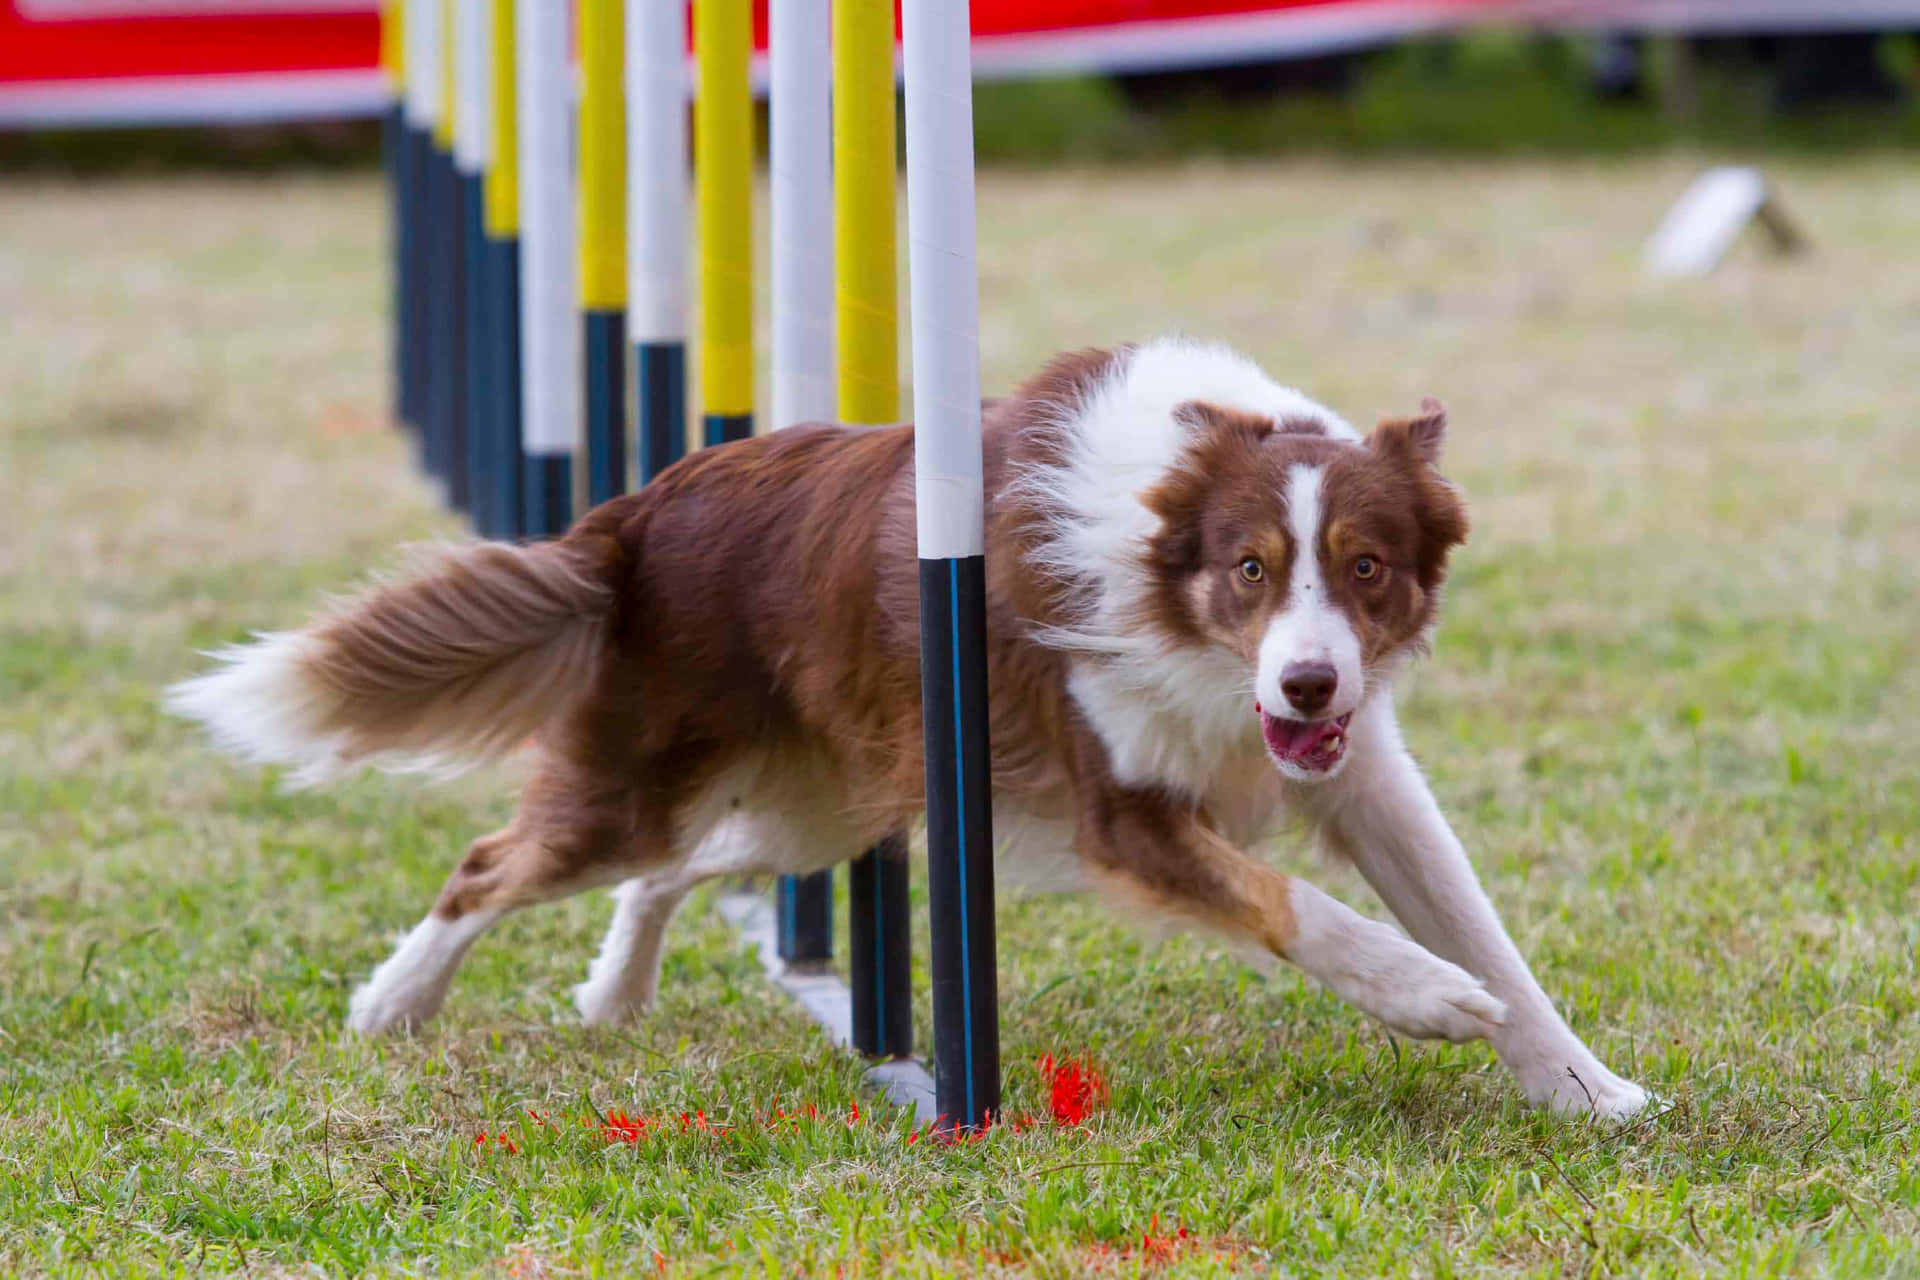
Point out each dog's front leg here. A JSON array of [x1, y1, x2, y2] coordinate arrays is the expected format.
[[1303, 700, 1651, 1119], [1076, 787, 1506, 1046]]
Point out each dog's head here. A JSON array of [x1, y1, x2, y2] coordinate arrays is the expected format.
[[1139, 398, 1468, 781]]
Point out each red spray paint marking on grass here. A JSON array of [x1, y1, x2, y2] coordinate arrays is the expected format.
[[1037, 1052, 1109, 1127], [480, 1050, 1108, 1159]]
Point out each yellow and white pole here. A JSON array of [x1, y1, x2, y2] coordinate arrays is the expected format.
[[481, 0, 522, 536], [580, 0, 628, 505], [837, 0, 913, 1057], [695, 0, 754, 448], [382, 1, 413, 434]]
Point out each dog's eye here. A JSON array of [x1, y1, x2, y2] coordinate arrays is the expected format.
[[1354, 556, 1381, 581], [1237, 557, 1265, 584]]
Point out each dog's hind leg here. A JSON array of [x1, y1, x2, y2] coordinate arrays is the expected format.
[[573, 876, 693, 1027], [347, 759, 671, 1036], [572, 815, 772, 1026]]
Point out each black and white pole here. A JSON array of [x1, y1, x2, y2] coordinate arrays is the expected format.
[[768, 0, 838, 972], [626, 0, 688, 487], [515, 0, 575, 537], [902, 0, 999, 1129]]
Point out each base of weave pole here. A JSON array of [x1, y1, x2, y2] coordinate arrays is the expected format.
[[400, 124, 432, 455], [442, 165, 473, 515], [636, 342, 687, 486], [419, 138, 451, 492], [385, 103, 410, 435], [522, 452, 572, 540], [584, 309, 629, 505], [484, 235, 524, 541], [919, 554, 1001, 1132], [702, 413, 752, 448], [462, 173, 491, 535], [849, 833, 913, 1060], [775, 873, 833, 965]]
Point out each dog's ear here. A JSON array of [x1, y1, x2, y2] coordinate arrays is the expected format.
[[1173, 400, 1275, 442], [1368, 397, 1447, 467]]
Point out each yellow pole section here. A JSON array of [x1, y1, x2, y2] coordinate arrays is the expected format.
[[833, 0, 897, 425], [381, 1, 405, 91], [578, 0, 626, 308], [434, 0, 455, 147], [483, 0, 517, 237], [695, 0, 754, 420]]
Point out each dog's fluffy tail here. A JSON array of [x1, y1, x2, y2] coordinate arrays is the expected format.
[[167, 536, 622, 785]]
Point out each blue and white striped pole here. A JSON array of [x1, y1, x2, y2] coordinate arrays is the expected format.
[[902, 0, 999, 1130], [516, 0, 576, 536]]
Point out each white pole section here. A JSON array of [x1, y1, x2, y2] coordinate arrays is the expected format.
[[626, 0, 687, 347], [403, 0, 440, 132], [902, 0, 983, 560], [516, 0, 577, 460], [770, 0, 834, 430], [453, 0, 488, 177]]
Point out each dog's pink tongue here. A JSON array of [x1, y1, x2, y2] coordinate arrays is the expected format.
[[1261, 711, 1327, 761]]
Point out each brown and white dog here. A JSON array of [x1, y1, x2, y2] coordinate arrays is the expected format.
[[171, 338, 1648, 1119]]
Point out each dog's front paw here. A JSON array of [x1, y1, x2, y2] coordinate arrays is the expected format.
[[1358, 934, 1508, 1043], [1305, 916, 1507, 1043], [1529, 1060, 1653, 1122]]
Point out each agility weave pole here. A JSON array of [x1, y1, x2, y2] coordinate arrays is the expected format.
[[453, 0, 490, 534], [381, 3, 409, 447], [515, 0, 575, 537], [627, 1, 688, 487], [432, 0, 470, 514], [902, 0, 1002, 1130], [481, 0, 523, 539], [695, 1, 753, 450], [579, 0, 627, 507], [833, 0, 914, 1064], [768, 0, 838, 975]]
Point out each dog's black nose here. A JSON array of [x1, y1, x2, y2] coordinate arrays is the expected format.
[[1280, 662, 1338, 716]]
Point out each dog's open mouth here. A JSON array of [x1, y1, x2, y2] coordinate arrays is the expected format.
[[1258, 706, 1352, 774]]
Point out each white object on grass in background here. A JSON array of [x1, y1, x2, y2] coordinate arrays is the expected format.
[[1644, 166, 1804, 278]]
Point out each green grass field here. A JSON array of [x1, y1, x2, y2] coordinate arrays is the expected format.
[[2, 157, 1917, 1277]]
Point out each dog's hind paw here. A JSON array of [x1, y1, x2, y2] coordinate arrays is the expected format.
[[572, 977, 653, 1028]]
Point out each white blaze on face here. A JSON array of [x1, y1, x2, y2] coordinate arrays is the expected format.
[[1256, 464, 1363, 721]]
